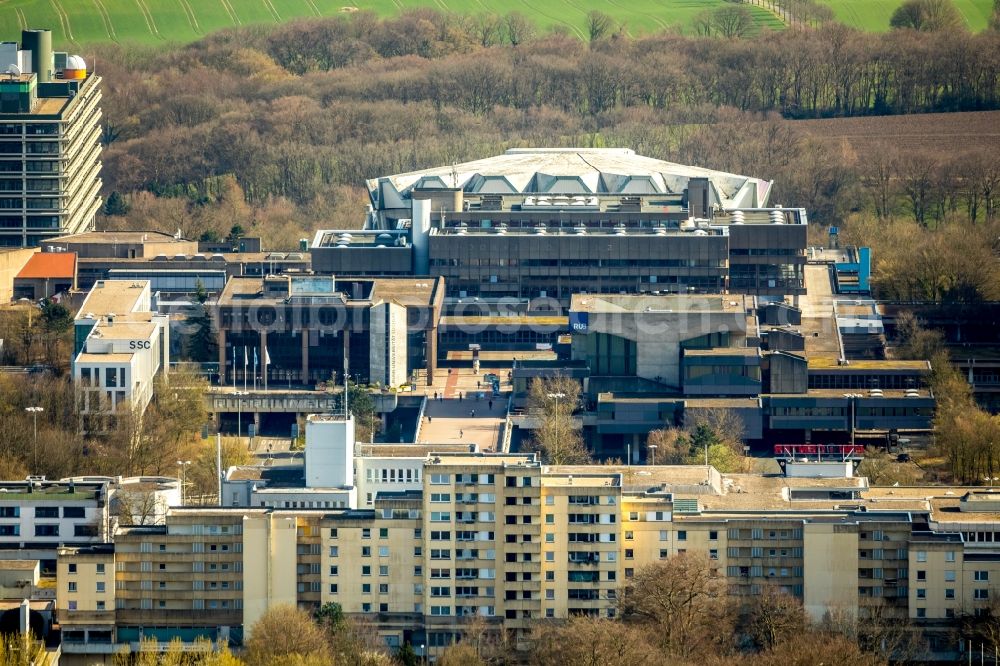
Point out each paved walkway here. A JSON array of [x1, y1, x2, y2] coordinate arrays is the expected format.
[[416, 367, 509, 452]]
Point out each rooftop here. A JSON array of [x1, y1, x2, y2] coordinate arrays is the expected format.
[[77, 280, 149, 318], [15, 252, 75, 280], [370, 148, 772, 210], [47, 231, 186, 245], [570, 293, 748, 315]]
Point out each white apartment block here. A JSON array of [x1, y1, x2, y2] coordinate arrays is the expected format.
[[72, 280, 169, 432]]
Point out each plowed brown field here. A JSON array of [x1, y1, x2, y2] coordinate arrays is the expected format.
[[789, 110, 1000, 159]]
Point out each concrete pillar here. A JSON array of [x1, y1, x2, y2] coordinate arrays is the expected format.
[[426, 328, 437, 386], [217, 329, 227, 385], [343, 332, 351, 381], [260, 330, 268, 389], [301, 329, 309, 385]]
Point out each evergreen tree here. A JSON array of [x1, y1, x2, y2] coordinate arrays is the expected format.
[[103, 191, 129, 216], [185, 280, 217, 363]]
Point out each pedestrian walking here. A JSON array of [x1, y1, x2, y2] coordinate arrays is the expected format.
[[488, 400, 493, 410], [471, 409, 476, 418], [459, 429, 464, 438]]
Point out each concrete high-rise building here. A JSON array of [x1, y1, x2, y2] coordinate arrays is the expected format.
[[0, 29, 102, 247]]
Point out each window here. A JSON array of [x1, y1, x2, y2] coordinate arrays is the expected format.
[[709, 549, 719, 560], [330, 566, 339, 576], [625, 549, 634, 560], [35, 525, 59, 537], [916, 551, 927, 563], [946, 589, 956, 600], [362, 566, 372, 576], [379, 565, 389, 576], [976, 589, 990, 600], [330, 528, 338, 539], [709, 531, 718, 541], [362, 528, 371, 539], [96, 582, 105, 593], [624, 531, 633, 540], [916, 607, 926, 618], [96, 563, 105, 574], [976, 571, 990, 582], [916, 589, 926, 599], [67, 582, 77, 592], [63, 507, 85, 518], [380, 528, 389, 538], [677, 530, 687, 541], [945, 570, 956, 582], [431, 474, 449, 485], [946, 551, 956, 562], [379, 546, 390, 557], [35, 507, 59, 518], [68, 564, 77, 574], [916, 571, 926, 581], [362, 546, 371, 557]]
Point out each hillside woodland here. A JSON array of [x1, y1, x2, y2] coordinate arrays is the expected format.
[[85, 10, 1000, 303]]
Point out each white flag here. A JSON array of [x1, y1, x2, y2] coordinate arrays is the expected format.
[[264, 346, 271, 366]]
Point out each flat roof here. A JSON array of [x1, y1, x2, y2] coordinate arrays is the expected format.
[[807, 358, 930, 371], [570, 293, 748, 315], [77, 280, 148, 317], [48, 231, 185, 244], [93, 321, 156, 341]]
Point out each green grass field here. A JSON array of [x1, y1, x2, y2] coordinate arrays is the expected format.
[[0, 0, 991, 48], [0, 0, 784, 47], [817, 0, 993, 31]]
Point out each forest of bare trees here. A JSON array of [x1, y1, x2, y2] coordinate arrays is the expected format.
[[85, 11, 1000, 253]]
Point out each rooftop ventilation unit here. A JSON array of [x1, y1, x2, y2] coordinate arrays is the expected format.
[[770, 210, 785, 224], [731, 210, 745, 225]]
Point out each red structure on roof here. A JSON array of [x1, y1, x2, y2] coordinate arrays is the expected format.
[[16, 252, 77, 279]]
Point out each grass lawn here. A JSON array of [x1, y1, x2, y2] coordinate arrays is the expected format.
[[0, 0, 989, 48], [817, 0, 994, 31], [0, 0, 785, 47]]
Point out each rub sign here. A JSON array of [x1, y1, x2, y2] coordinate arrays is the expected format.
[[568, 311, 588, 333]]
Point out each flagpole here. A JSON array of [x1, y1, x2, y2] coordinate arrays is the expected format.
[[243, 346, 248, 393], [253, 348, 258, 392], [264, 346, 270, 392], [231, 345, 235, 391]]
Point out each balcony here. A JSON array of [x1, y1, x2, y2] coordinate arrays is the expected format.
[[58, 610, 116, 625], [115, 609, 242, 626]]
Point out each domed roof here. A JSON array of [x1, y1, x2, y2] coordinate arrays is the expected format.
[[65, 55, 86, 70]]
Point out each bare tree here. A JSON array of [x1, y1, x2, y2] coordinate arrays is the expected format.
[[586, 11, 616, 44], [526, 376, 590, 465], [245, 605, 330, 666], [646, 427, 689, 464], [530, 616, 661, 665], [890, 0, 965, 31], [712, 5, 755, 38], [503, 12, 535, 47], [618, 553, 734, 658], [746, 584, 808, 650], [471, 13, 503, 47]]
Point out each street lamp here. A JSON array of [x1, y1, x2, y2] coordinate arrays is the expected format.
[[648, 444, 657, 466], [25, 407, 43, 471], [176, 460, 192, 505]]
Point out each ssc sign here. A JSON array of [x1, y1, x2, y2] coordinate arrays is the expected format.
[[128, 340, 152, 350]]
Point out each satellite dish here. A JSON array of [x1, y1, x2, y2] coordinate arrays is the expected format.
[[6, 64, 21, 77]]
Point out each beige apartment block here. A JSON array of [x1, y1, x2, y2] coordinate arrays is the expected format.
[[50, 459, 1000, 661]]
